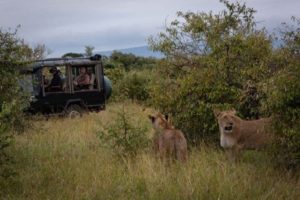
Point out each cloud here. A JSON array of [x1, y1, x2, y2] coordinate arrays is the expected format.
[[0, 0, 299, 57]]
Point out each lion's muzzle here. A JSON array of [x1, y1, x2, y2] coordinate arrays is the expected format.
[[224, 123, 233, 132]]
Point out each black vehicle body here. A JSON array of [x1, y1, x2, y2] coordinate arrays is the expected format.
[[22, 55, 112, 115]]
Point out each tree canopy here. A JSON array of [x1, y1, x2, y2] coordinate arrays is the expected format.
[[148, 0, 300, 169]]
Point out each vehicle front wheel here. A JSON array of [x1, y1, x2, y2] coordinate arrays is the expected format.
[[65, 104, 85, 118]]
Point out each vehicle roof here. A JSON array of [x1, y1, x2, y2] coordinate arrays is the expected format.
[[29, 55, 102, 72]]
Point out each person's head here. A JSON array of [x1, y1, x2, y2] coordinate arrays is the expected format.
[[49, 67, 58, 74], [79, 67, 86, 74], [87, 67, 93, 75]]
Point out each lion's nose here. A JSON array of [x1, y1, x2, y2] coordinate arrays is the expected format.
[[229, 122, 233, 126]]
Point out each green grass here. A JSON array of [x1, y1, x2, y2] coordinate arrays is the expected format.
[[2, 102, 299, 200]]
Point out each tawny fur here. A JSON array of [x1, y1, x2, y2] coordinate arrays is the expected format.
[[149, 113, 187, 162], [214, 109, 273, 161]]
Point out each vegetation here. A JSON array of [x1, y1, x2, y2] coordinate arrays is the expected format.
[[0, 0, 299, 198], [98, 105, 150, 158], [61, 45, 95, 58], [104, 51, 156, 102], [1, 103, 299, 199], [108, 51, 157, 71], [61, 52, 84, 58], [148, 0, 273, 145], [262, 17, 300, 170], [146, 0, 300, 169], [103, 1, 300, 169], [0, 28, 47, 180]]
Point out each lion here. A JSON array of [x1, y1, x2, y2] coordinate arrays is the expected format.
[[214, 109, 273, 161], [148, 113, 187, 162]]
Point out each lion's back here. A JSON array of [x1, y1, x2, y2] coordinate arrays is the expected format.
[[237, 118, 272, 149]]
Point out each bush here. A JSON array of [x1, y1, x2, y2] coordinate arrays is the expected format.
[[105, 68, 152, 103], [0, 27, 46, 181], [148, 1, 273, 146], [120, 71, 151, 102], [150, 67, 240, 145], [263, 64, 300, 170], [0, 28, 32, 179], [110, 51, 158, 71], [260, 17, 300, 170], [97, 106, 150, 158]]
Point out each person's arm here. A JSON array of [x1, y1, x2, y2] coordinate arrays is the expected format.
[[82, 74, 90, 85], [76, 74, 90, 85], [73, 75, 81, 85]]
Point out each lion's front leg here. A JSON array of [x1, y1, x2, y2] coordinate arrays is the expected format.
[[225, 149, 235, 162], [152, 136, 159, 158], [225, 146, 240, 163], [158, 138, 167, 161]]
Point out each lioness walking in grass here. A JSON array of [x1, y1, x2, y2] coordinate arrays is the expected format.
[[214, 109, 273, 161], [148, 113, 187, 162]]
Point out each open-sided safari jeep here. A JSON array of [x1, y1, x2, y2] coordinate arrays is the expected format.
[[20, 55, 112, 117]]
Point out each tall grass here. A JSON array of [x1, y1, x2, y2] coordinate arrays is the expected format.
[[2, 102, 299, 200]]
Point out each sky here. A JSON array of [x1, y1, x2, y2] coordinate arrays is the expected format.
[[0, 0, 299, 57]]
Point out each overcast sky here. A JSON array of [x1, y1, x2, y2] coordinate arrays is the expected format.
[[0, 0, 299, 57]]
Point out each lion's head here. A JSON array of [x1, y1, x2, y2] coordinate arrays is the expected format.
[[148, 113, 171, 131], [214, 109, 240, 135]]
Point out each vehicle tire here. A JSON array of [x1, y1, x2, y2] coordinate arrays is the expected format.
[[65, 104, 84, 119]]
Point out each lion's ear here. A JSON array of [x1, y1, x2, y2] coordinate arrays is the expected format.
[[231, 109, 237, 115], [213, 109, 221, 118], [166, 114, 173, 125], [148, 115, 155, 123], [164, 114, 169, 121]]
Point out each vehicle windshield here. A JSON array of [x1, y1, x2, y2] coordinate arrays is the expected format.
[[19, 73, 40, 96]]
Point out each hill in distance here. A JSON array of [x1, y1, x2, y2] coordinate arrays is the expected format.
[[97, 46, 163, 58]]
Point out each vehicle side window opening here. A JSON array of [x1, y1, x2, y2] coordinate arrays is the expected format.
[[42, 66, 67, 93], [96, 63, 104, 90], [87, 66, 97, 90], [33, 71, 42, 96], [72, 65, 97, 91]]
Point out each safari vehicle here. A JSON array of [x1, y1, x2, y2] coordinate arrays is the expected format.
[[21, 54, 112, 117]]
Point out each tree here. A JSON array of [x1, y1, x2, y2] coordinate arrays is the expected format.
[[62, 52, 84, 58], [31, 44, 51, 60], [0, 27, 39, 179], [110, 51, 137, 71], [85, 45, 95, 57], [148, 0, 273, 145], [148, 1, 300, 169], [262, 17, 300, 170]]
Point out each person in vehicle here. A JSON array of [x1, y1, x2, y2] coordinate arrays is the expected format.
[[46, 67, 62, 92], [73, 67, 90, 89]]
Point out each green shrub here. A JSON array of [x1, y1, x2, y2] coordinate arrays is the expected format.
[[106, 68, 152, 103], [150, 67, 240, 145], [105, 66, 125, 84], [148, 1, 273, 146], [0, 28, 35, 180], [97, 106, 150, 158], [120, 71, 151, 102], [263, 64, 300, 170], [260, 17, 300, 170]]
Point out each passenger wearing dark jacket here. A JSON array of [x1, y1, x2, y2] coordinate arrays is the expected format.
[[47, 67, 62, 91]]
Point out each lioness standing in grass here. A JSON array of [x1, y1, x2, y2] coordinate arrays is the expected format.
[[148, 113, 187, 162], [214, 109, 273, 161]]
